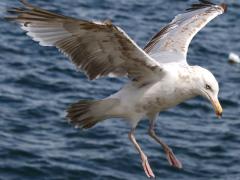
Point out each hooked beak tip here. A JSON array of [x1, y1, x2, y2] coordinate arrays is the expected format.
[[216, 111, 222, 119], [213, 100, 223, 119], [208, 94, 223, 119]]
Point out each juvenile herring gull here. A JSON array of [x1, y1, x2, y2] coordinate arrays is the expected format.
[[6, 0, 226, 178]]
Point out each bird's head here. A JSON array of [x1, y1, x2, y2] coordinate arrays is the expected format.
[[194, 66, 223, 118]]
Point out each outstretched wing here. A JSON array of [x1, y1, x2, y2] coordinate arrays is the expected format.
[[6, 0, 163, 83], [144, 0, 227, 64]]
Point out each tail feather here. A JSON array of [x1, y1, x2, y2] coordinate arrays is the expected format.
[[66, 98, 119, 129]]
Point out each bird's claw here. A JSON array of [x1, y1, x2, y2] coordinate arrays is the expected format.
[[166, 149, 182, 169], [142, 157, 155, 178]]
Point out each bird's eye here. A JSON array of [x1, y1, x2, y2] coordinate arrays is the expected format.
[[205, 84, 211, 90]]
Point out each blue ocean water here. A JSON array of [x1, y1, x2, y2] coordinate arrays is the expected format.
[[0, 0, 240, 179]]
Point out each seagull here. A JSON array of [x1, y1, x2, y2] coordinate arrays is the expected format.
[[6, 0, 226, 178]]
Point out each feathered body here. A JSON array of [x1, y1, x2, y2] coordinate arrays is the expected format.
[[109, 64, 198, 125]]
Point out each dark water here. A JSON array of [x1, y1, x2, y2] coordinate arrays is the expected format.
[[1, 0, 240, 179]]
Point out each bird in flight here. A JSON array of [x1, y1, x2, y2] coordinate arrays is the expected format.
[[6, 0, 226, 178]]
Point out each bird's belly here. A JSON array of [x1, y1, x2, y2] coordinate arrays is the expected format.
[[134, 84, 192, 113], [135, 95, 181, 113], [111, 80, 194, 117]]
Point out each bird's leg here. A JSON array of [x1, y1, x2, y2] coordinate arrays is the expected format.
[[128, 128, 155, 178], [148, 114, 182, 169]]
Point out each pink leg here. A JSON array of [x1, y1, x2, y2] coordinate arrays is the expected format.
[[148, 125, 182, 169], [129, 129, 155, 178]]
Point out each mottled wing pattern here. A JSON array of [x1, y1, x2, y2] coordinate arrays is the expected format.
[[6, 0, 163, 82], [144, 0, 227, 62]]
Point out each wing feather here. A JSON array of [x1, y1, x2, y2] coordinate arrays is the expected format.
[[6, 0, 163, 83], [144, 0, 227, 63]]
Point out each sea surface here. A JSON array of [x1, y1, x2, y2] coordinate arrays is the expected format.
[[0, 0, 240, 179]]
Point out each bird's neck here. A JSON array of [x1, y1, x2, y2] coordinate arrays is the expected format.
[[175, 66, 200, 101]]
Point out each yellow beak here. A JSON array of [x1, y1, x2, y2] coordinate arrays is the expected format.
[[210, 97, 223, 118]]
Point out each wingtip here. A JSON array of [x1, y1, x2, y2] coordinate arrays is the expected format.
[[199, 0, 215, 5], [3, 16, 13, 21], [220, 3, 227, 13], [19, 0, 29, 5], [19, 0, 35, 8]]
